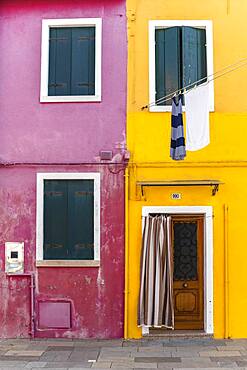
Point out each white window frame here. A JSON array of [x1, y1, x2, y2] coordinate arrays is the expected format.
[[141, 206, 213, 335], [149, 20, 214, 112], [40, 18, 102, 103], [36, 173, 100, 267]]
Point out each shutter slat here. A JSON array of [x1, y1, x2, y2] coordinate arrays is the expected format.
[[88, 27, 96, 95], [44, 180, 68, 260], [48, 27, 72, 96], [182, 27, 207, 88], [48, 28, 57, 96], [155, 27, 181, 106], [71, 27, 95, 96], [197, 29, 207, 83], [67, 180, 94, 260], [155, 29, 165, 105], [55, 28, 72, 95]]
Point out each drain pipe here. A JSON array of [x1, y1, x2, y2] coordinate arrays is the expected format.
[[124, 167, 129, 339], [224, 204, 230, 338], [7, 273, 35, 338]]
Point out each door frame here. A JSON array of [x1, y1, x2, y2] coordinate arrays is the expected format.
[[141, 206, 213, 335]]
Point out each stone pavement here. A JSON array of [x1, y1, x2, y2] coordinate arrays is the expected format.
[[0, 337, 247, 369]]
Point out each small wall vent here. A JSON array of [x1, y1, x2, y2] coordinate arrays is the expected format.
[[38, 301, 71, 329]]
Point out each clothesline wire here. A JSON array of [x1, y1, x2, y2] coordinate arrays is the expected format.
[[141, 57, 247, 110], [157, 60, 247, 106], [153, 57, 247, 106], [145, 57, 247, 108]]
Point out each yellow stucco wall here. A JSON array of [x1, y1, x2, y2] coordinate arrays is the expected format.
[[126, 0, 247, 339]]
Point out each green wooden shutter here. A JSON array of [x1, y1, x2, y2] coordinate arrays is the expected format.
[[48, 27, 72, 96], [44, 180, 68, 259], [155, 27, 181, 105], [67, 180, 94, 260], [71, 27, 95, 96], [182, 27, 207, 88]]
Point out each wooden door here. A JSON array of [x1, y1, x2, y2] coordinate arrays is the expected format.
[[172, 216, 204, 330]]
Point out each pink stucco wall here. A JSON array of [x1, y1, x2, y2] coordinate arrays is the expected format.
[[0, 166, 125, 338], [0, 0, 126, 338], [0, 0, 126, 162]]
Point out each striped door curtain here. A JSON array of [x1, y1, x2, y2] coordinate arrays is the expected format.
[[138, 215, 174, 329]]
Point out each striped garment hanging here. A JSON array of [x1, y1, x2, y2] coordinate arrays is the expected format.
[[170, 95, 186, 160]]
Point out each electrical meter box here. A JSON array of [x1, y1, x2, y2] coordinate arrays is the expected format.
[[5, 242, 24, 274]]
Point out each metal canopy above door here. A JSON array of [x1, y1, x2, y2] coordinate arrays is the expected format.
[[137, 179, 224, 197]]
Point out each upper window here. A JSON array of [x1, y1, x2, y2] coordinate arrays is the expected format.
[[36, 173, 100, 267], [40, 18, 102, 103], [149, 20, 214, 112]]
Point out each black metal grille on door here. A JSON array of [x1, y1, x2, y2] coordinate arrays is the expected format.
[[173, 221, 198, 281]]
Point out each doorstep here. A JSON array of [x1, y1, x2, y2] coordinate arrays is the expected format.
[[147, 329, 213, 338]]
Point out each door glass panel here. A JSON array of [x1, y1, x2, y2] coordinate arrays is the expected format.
[[173, 221, 198, 281]]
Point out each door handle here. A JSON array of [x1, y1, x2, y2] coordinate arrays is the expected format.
[[183, 283, 188, 288]]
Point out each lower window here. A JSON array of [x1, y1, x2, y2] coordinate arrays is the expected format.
[[36, 173, 100, 264]]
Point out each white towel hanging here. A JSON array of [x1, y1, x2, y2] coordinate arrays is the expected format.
[[185, 83, 210, 151]]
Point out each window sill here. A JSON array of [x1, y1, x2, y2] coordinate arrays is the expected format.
[[149, 105, 215, 113], [40, 95, 101, 103], [36, 260, 100, 267]]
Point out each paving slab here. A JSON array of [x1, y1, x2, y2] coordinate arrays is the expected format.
[[162, 364, 214, 370], [199, 350, 241, 356], [0, 356, 41, 361], [133, 363, 158, 368], [138, 347, 166, 352], [25, 362, 48, 367], [173, 346, 217, 351], [99, 350, 133, 356], [210, 355, 241, 362], [73, 347, 101, 353], [0, 368, 28, 370], [101, 347, 138, 354], [135, 352, 172, 357], [98, 356, 132, 361], [91, 362, 111, 368], [91, 340, 122, 348], [217, 345, 246, 351], [68, 368, 100, 370], [110, 364, 135, 369], [135, 357, 181, 363], [165, 358, 215, 368], [69, 354, 98, 362], [110, 359, 134, 366], [238, 361, 247, 366], [172, 368, 247, 370], [4, 350, 44, 357], [42, 342, 74, 347], [212, 362, 238, 368], [0, 360, 28, 366], [171, 351, 200, 357], [68, 368, 99, 370], [41, 364, 91, 368], [47, 347, 74, 352], [32, 368, 68, 370]]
